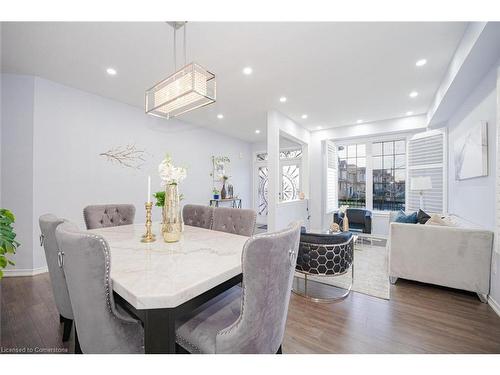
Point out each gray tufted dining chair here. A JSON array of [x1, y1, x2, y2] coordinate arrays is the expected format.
[[83, 204, 136, 230], [39, 214, 74, 342], [212, 207, 257, 237], [55, 221, 144, 354], [182, 204, 214, 229], [175, 222, 301, 354]]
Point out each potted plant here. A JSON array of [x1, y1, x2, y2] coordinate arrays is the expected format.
[[0, 209, 20, 279], [213, 188, 220, 200]]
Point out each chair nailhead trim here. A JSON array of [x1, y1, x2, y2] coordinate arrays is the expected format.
[[82, 233, 139, 326]]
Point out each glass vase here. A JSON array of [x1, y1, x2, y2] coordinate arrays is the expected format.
[[162, 183, 182, 242]]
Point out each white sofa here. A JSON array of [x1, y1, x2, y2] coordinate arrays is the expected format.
[[388, 213, 494, 302]]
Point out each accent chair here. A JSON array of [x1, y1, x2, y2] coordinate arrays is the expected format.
[[175, 222, 302, 353], [182, 204, 214, 229], [55, 221, 144, 353], [334, 208, 372, 233], [83, 204, 136, 230], [294, 230, 354, 302], [39, 214, 74, 342], [211, 207, 257, 237]]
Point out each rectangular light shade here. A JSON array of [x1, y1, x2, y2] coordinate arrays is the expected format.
[[411, 176, 433, 191], [145, 62, 216, 119]]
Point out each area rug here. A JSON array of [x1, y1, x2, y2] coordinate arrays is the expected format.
[[295, 239, 390, 300]]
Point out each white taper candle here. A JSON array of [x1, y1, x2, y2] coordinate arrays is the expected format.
[[147, 176, 151, 203]]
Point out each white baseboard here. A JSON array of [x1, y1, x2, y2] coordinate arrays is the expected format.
[[488, 296, 500, 317], [2, 266, 48, 277]]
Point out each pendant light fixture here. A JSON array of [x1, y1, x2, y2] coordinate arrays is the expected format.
[[145, 22, 216, 119]]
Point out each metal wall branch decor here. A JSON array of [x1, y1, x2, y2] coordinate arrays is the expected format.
[[100, 144, 148, 169]]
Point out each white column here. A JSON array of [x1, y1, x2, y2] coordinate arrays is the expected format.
[[267, 111, 280, 231]]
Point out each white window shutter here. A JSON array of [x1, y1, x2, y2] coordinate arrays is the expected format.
[[407, 129, 447, 213], [325, 140, 338, 213]]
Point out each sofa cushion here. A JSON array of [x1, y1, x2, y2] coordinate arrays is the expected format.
[[417, 209, 431, 224], [393, 211, 418, 224], [425, 214, 456, 227]]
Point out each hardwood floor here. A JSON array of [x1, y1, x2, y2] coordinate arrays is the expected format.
[[1, 273, 500, 353]]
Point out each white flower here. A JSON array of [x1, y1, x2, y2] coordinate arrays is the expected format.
[[158, 155, 187, 185]]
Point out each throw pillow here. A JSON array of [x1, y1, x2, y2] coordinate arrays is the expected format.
[[425, 214, 456, 227], [417, 209, 431, 224], [393, 211, 418, 224]]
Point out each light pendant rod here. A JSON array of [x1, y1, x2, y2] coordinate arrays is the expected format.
[[183, 23, 187, 66], [173, 27, 177, 70]]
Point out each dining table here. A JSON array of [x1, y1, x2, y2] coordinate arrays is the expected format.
[[88, 223, 250, 353]]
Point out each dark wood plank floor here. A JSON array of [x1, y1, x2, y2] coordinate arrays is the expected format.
[[1, 273, 500, 353]]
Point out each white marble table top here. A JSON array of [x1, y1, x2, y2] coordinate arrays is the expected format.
[[88, 223, 249, 310]]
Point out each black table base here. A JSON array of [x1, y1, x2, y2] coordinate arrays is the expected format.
[[114, 273, 243, 354]]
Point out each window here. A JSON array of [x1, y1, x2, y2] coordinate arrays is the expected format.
[[257, 166, 268, 216], [281, 164, 300, 201], [255, 148, 303, 216], [372, 140, 406, 211], [338, 143, 366, 208]]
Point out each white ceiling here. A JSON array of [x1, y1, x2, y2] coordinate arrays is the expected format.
[[1, 22, 467, 141]]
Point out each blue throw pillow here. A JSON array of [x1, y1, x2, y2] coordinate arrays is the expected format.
[[393, 211, 418, 224]]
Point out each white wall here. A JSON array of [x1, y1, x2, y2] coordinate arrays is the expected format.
[[447, 65, 497, 227], [1, 74, 252, 273], [0, 74, 35, 271], [446, 61, 500, 305]]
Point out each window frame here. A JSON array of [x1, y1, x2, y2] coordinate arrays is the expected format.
[[337, 143, 367, 209], [372, 139, 407, 211], [253, 147, 304, 215], [335, 133, 412, 214]]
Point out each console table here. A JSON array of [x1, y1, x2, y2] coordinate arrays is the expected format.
[[209, 198, 242, 208]]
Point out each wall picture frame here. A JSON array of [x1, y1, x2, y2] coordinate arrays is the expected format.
[[454, 121, 488, 181]]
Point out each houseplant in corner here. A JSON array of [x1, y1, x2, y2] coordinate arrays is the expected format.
[[158, 155, 187, 243], [0, 209, 20, 279]]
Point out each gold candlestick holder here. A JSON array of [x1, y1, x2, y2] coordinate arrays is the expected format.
[[141, 202, 156, 243]]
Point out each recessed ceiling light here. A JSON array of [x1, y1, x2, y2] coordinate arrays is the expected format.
[[415, 59, 427, 67], [106, 67, 117, 76], [255, 129, 261, 134], [409, 91, 419, 98], [406, 111, 414, 116], [243, 67, 253, 75], [357, 119, 363, 124], [316, 126, 322, 130], [217, 114, 224, 119], [301, 114, 308, 119], [279, 96, 287, 103]]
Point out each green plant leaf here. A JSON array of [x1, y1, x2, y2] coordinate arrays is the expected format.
[[153, 191, 165, 207], [0, 208, 19, 276]]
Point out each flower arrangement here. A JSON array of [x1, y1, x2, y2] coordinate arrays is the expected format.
[[158, 155, 187, 186]]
